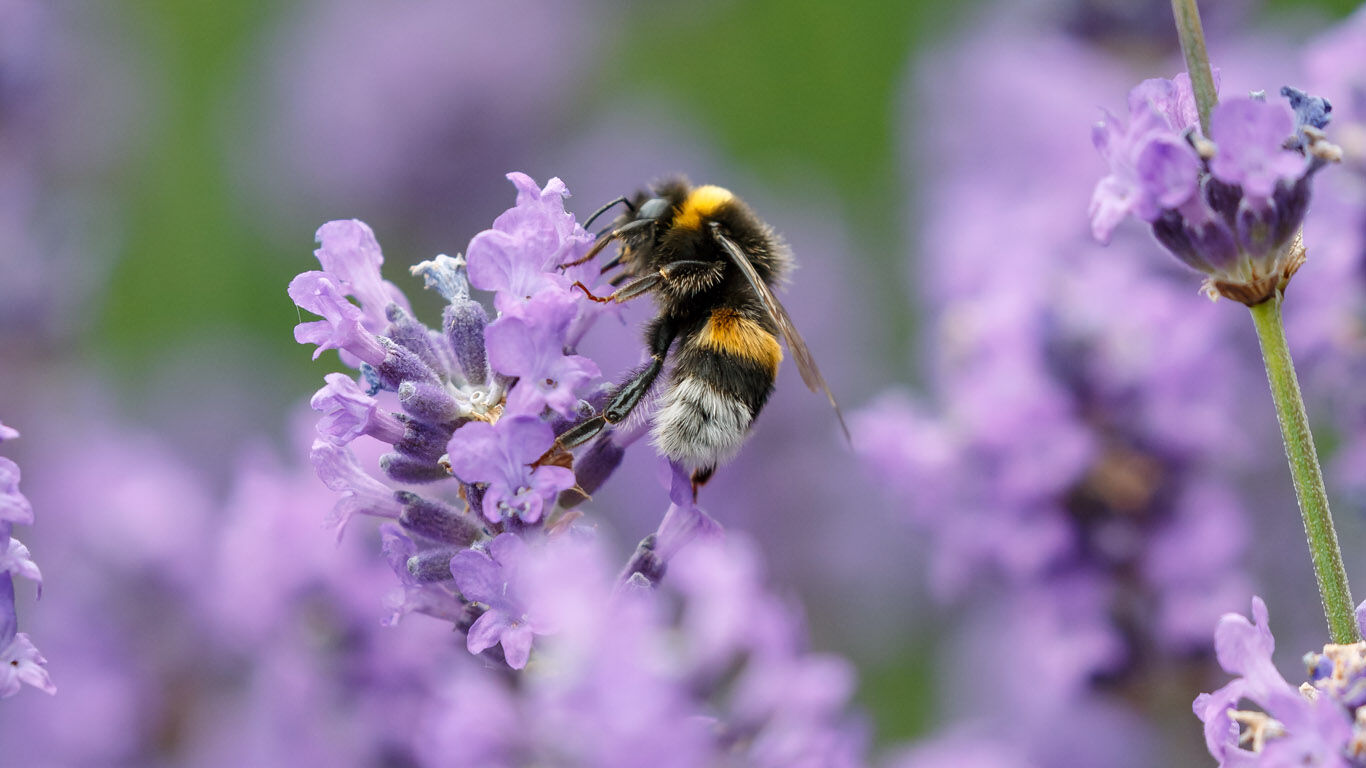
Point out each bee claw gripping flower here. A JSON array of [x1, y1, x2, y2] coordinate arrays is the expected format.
[[1091, 74, 1340, 305]]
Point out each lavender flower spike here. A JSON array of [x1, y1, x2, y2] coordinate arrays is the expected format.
[[1092, 74, 1341, 305]]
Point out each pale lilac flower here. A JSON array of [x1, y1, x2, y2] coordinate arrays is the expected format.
[[1090, 89, 1201, 241], [0, 420, 47, 699], [1209, 98, 1307, 199], [312, 218, 411, 332], [449, 533, 547, 669], [288, 271, 387, 365], [1092, 74, 1339, 304], [1194, 597, 1362, 766], [0, 628, 53, 698], [0, 457, 33, 525], [0, 537, 41, 588], [309, 439, 404, 533], [446, 417, 575, 525], [310, 371, 406, 446], [486, 290, 601, 419]]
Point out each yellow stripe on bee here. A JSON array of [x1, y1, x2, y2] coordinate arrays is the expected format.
[[698, 308, 782, 373], [673, 185, 734, 230]]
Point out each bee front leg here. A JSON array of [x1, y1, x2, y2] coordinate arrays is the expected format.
[[553, 320, 678, 452], [572, 273, 662, 303]]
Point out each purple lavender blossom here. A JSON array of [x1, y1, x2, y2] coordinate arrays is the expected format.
[[485, 290, 601, 419], [446, 417, 575, 525], [1090, 78, 1204, 241], [0, 423, 50, 698], [288, 271, 388, 365], [1091, 74, 1340, 305], [448, 533, 548, 669], [1193, 597, 1365, 765], [417, 532, 869, 768], [1208, 99, 1306, 200], [310, 371, 407, 446], [290, 172, 634, 666]]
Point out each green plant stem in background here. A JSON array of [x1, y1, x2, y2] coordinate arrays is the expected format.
[[1170, 0, 1218, 135], [1250, 297, 1361, 644]]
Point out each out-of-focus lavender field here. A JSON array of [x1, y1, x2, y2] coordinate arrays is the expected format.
[[4, 0, 1366, 765]]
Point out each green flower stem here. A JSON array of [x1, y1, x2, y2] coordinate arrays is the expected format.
[[1250, 296, 1360, 644], [1169, 0, 1218, 136]]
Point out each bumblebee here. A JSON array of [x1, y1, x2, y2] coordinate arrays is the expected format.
[[556, 177, 847, 494]]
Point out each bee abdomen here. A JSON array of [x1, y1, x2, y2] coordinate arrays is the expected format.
[[650, 313, 779, 469], [650, 375, 754, 469]]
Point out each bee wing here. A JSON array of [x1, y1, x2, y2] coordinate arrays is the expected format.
[[709, 224, 851, 442]]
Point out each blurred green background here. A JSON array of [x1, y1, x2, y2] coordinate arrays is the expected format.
[[25, 0, 1365, 747]]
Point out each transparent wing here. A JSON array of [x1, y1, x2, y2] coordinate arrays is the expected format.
[[709, 223, 850, 442]]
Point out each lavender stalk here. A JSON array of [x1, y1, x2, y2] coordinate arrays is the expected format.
[[1169, 0, 1358, 644], [1249, 295, 1358, 643], [1170, 0, 1217, 136]]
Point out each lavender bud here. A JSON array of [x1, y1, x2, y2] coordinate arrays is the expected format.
[[558, 436, 624, 509], [397, 491, 481, 546], [373, 337, 442, 392], [444, 300, 488, 386], [406, 548, 459, 583], [385, 304, 445, 378], [394, 417, 456, 461], [397, 380, 461, 424], [619, 533, 664, 586], [379, 452, 450, 484]]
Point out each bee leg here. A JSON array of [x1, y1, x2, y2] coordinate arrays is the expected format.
[[599, 252, 624, 274], [554, 320, 678, 452], [572, 273, 662, 304], [689, 466, 716, 500], [561, 219, 655, 269], [557, 414, 608, 449]]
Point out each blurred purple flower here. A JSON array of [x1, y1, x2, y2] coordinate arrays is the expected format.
[[0, 422, 49, 698], [1209, 98, 1306, 199], [1194, 597, 1360, 765], [449, 533, 548, 669], [1092, 74, 1339, 304], [853, 21, 1268, 765], [240, 0, 604, 248], [418, 533, 869, 768]]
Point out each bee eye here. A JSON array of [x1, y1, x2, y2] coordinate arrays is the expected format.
[[637, 197, 670, 221]]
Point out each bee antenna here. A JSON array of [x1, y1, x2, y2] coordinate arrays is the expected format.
[[583, 196, 631, 230]]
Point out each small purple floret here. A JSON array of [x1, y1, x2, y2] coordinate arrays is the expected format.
[[486, 291, 601, 418], [311, 372, 405, 445], [313, 219, 411, 331], [445, 416, 574, 524], [449, 533, 547, 669], [289, 272, 387, 365], [0, 458, 33, 526], [1209, 98, 1306, 200]]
